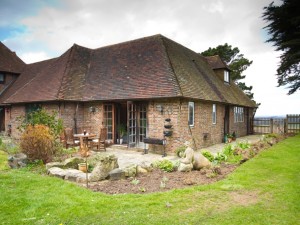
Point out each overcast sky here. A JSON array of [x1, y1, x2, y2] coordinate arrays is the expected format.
[[1, 0, 299, 116]]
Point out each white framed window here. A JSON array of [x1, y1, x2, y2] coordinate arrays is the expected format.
[[234, 106, 244, 123], [188, 102, 194, 126], [212, 104, 217, 124], [224, 70, 229, 83]]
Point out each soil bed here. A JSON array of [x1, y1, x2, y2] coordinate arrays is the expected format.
[[87, 163, 237, 194]]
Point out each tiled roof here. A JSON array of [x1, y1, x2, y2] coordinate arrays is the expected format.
[[0, 35, 256, 107], [0, 42, 25, 73], [204, 55, 231, 70]]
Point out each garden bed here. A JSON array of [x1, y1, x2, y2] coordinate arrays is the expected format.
[[81, 134, 293, 194]]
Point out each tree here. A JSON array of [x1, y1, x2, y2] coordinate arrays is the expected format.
[[201, 43, 254, 99], [263, 0, 300, 94]]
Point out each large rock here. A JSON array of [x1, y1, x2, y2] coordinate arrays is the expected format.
[[8, 153, 28, 169], [193, 152, 211, 170], [89, 153, 119, 181], [109, 168, 125, 180], [64, 169, 87, 182], [46, 162, 64, 170], [47, 167, 66, 179], [178, 162, 193, 172], [63, 157, 84, 169], [123, 164, 137, 177], [137, 161, 153, 174]]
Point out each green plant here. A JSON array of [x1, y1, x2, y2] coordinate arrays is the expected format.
[[160, 176, 169, 189], [266, 133, 279, 138], [139, 187, 146, 192], [20, 124, 55, 163], [117, 124, 127, 137], [131, 178, 140, 185], [236, 141, 250, 150], [214, 152, 227, 162], [201, 150, 214, 162], [17, 109, 63, 139], [0, 141, 20, 155], [175, 146, 186, 158], [153, 159, 174, 172], [222, 144, 234, 156]]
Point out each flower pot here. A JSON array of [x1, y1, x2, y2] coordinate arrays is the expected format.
[[120, 138, 123, 145], [163, 131, 173, 137], [78, 163, 88, 172]]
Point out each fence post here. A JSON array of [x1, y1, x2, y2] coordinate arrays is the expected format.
[[284, 118, 287, 133], [270, 118, 273, 133]]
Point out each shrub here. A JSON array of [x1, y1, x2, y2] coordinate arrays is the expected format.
[[20, 125, 55, 163], [18, 109, 63, 139], [175, 146, 186, 158], [201, 150, 214, 162], [153, 159, 174, 172]]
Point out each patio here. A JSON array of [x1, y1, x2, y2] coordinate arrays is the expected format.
[[104, 134, 263, 169]]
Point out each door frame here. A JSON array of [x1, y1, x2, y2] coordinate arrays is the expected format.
[[224, 105, 230, 141]]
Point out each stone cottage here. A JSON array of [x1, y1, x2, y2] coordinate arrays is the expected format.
[[0, 34, 257, 152]]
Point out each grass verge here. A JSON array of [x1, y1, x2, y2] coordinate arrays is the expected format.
[[0, 135, 299, 225]]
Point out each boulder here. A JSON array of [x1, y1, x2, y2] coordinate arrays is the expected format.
[[63, 157, 84, 169], [8, 153, 28, 169], [137, 166, 148, 174], [47, 167, 66, 179], [89, 153, 119, 181], [123, 164, 137, 177], [178, 162, 193, 172], [193, 152, 211, 170], [109, 168, 125, 180], [46, 162, 64, 170], [64, 169, 87, 182]]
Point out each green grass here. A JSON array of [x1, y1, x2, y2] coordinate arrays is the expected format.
[[1, 135, 300, 225]]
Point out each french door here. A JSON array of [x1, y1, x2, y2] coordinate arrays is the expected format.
[[127, 102, 147, 148]]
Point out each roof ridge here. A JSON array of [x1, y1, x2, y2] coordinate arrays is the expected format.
[[93, 34, 164, 51]]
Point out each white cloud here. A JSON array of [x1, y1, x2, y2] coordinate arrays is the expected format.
[[19, 51, 51, 64]]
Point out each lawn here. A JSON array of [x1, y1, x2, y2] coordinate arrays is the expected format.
[[0, 135, 299, 225]]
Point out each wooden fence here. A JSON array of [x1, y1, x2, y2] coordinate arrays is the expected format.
[[253, 114, 300, 134]]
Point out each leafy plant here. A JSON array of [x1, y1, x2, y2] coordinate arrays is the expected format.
[[0, 140, 20, 155], [139, 187, 146, 192], [201, 150, 214, 162], [18, 109, 63, 139], [153, 159, 174, 172], [131, 178, 140, 185], [223, 144, 234, 156], [160, 176, 169, 189], [117, 124, 127, 137], [20, 124, 55, 163], [236, 141, 250, 150], [214, 152, 227, 162], [175, 146, 186, 158]]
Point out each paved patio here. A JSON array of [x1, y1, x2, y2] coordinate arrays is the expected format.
[[105, 134, 263, 168], [199, 134, 263, 155]]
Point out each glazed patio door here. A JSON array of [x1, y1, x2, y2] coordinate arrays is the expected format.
[[127, 102, 147, 148], [128, 102, 137, 148], [104, 104, 114, 142], [137, 103, 147, 148]]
